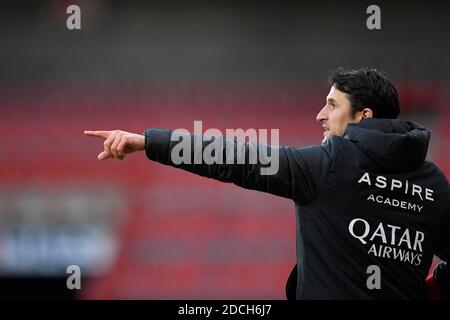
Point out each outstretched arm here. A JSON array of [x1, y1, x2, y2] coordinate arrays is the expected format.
[[84, 128, 332, 204]]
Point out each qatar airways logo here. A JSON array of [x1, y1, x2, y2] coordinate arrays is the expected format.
[[357, 172, 434, 213], [348, 218, 424, 266]]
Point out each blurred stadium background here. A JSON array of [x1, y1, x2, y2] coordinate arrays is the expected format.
[[0, 0, 448, 299]]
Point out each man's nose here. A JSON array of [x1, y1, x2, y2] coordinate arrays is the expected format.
[[316, 106, 328, 122]]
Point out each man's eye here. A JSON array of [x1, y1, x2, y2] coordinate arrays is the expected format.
[[330, 104, 336, 109]]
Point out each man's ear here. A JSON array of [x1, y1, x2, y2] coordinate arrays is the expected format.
[[361, 108, 373, 119], [353, 108, 374, 122]]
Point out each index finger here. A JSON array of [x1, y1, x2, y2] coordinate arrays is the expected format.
[[84, 130, 112, 138]]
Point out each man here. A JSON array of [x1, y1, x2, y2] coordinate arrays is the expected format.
[[85, 67, 449, 299]]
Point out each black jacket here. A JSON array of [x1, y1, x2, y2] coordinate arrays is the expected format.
[[144, 118, 450, 299]]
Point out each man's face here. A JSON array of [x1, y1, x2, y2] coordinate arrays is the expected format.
[[316, 86, 358, 143]]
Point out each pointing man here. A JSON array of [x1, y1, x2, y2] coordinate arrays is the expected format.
[[85, 67, 449, 299]]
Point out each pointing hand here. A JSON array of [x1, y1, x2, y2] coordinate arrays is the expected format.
[[84, 130, 145, 160]]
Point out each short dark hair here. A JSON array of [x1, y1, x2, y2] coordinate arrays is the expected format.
[[329, 67, 400, 119]]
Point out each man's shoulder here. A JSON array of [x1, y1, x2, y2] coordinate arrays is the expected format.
[[320, 135, 360, 159], [422, 160, 449, 186]]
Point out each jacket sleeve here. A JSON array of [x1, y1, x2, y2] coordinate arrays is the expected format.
[[433, 208, 450, 297], [144, 128, 332, 205], [432, 182, 450, 299]]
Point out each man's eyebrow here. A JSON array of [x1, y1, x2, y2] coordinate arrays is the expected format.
[[326, 98, 337, 103]]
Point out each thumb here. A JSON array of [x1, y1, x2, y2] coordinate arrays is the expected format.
[[98, 151, 113, 160]]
